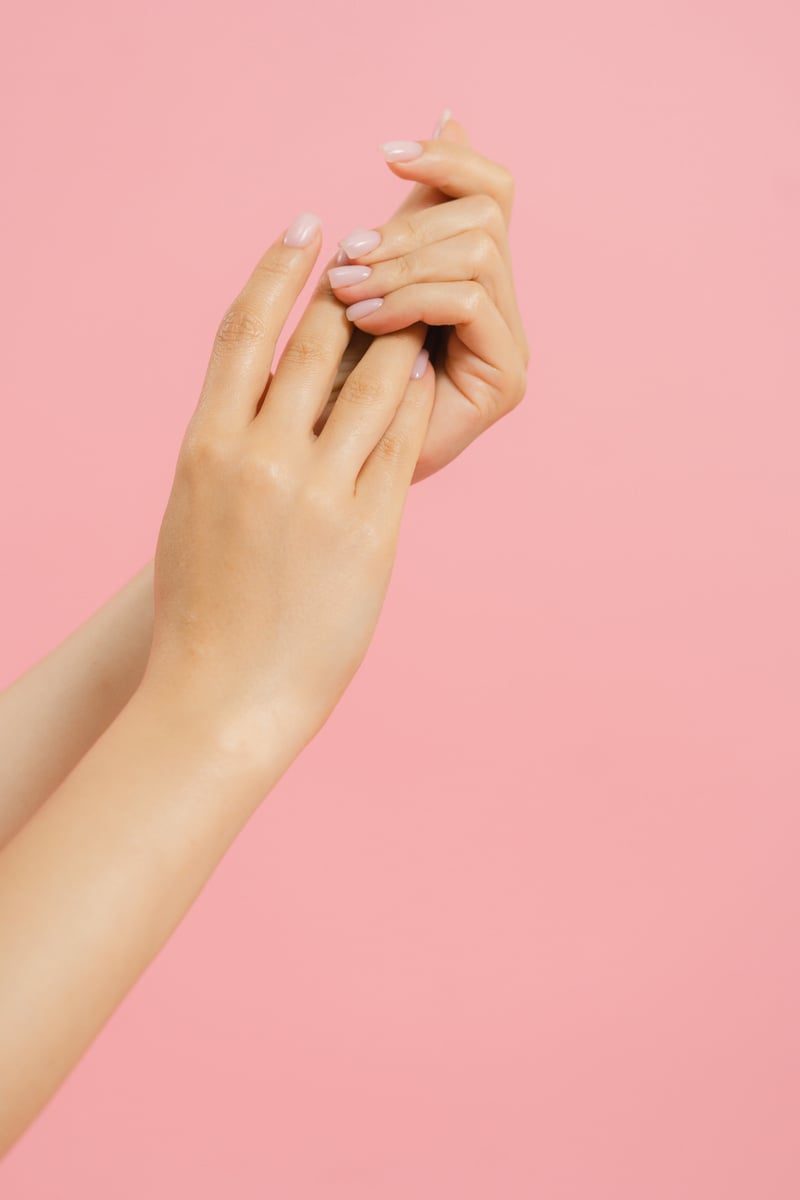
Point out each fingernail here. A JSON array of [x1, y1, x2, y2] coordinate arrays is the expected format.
[[339, 227, 382, 257], [432, 108, 452, 138], [335, 248, 351, 265], [410, 348, 429, 380], [328, 264, 373, 287], [379, 140, 425, 163], [345, 297, 384, 321], [283, 211, 321, 247]]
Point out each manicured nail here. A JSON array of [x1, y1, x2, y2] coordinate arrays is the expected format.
[[410, 348, 429, 379], [345, 297, 384, 321], [379, 140, 424, 163], [328, 264, 373, 287], [339, 227, 382, 257], [432, 108, 452, 138], [335, 248, 350, 265], [283, 211, 321, 247]]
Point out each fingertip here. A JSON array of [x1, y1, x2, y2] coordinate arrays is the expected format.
[[409, 347, 430, 381], [345, 297, 385, 322], [406, 352, 435, 411], [283, 211, 322, 248], [440, 118, 471, 148], [432, 107, 452, 139]]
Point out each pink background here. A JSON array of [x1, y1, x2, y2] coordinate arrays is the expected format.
[[2, 0, 799, 1195]]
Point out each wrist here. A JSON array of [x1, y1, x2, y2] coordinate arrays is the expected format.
[[131, 667, 311, 791]]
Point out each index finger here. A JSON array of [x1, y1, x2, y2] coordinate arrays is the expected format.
[[388, 111, 472, 221], [194, 212, 323, 434], [378, 134, 515, 226]]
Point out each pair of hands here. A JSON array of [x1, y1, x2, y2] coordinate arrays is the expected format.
[[144, 114, 527, 758]]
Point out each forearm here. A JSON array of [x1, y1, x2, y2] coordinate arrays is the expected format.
[[0, 677, 297, 1157], [0, 559, 155, 848]]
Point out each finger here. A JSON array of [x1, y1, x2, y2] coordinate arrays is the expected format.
[[377, 138, 515, 225], [310, 326, 374, 437], [328, 228, 526, 356], [389, 111, 472, 221], [355, 352, 436, 527], [194, 213, 323, 433], [337, 193, 511, 273], [314, 323, 428, 486], [254, 248, 353, 441], [341, 280, 518, 384]]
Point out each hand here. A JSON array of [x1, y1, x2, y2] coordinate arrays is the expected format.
[[143, 213, 434, 756], [324, 115, 529, 482]]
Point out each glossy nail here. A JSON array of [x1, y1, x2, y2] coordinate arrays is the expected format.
[[283, 211, 321, 247], [345, 297, 384, 321], [432, 108, 452, 138], [410, 348, 430, 379], [328, 264, 373, 288], [339, 227, 382, 257], [379, 140, 424, 163], [335, 248, 350, 265]]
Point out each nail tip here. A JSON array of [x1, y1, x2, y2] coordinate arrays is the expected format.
[[283, 210, 322, 247], [345, 297, 384, 321], [432, 107, 452, 138]]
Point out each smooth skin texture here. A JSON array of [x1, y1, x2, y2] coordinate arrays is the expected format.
[[328, 114, 528, 477], [0, 111, 526, 853], [0, 217, 437, 1157]]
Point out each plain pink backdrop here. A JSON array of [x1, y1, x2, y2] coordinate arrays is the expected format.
[[2, 0, 799, 1196]]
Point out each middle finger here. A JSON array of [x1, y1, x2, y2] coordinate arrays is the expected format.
[[255, 252, 354, 442]]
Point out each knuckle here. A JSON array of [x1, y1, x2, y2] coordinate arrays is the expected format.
[[300, 479, 339, 526], [236, 449, 293, 495], [399, 215, 420, 248], [496, 164, 515, 205], [214, 303, 268, 351], [344, 368, 386, 408], [280, 334, 329, 370], [180, 428, 232, 477], [461, 280, 487, 319], [468, 227, 497, 270], [252, 252, 294, 286], [473, 192, 504, 234], [513, 371, 528, 407], [374, 427, 407, 466], [392, 252, 414, 283]]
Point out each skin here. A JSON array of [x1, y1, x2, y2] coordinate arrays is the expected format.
[[0, 219, 437, 1155], [0, 116, 527, 1154], [328, 117, 528, 477], [0, 115, 526, 853]]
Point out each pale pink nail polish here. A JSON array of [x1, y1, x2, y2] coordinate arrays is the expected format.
[[410, 348, 429, 379], [339, 227, 382, 257], [335, 248, 350, 265], [379, 140, 424, 163], [345, 297, 384, 321], [432, 108, 452, 138], [283, 211, 321, 247], [328, 264, 373, 287]]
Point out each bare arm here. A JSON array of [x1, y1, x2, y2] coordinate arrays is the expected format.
[[0, 560, 154, 849], [0, 215, 436, 1157], [0, 115, 525, 854], [0, 675, 289, 1156]]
